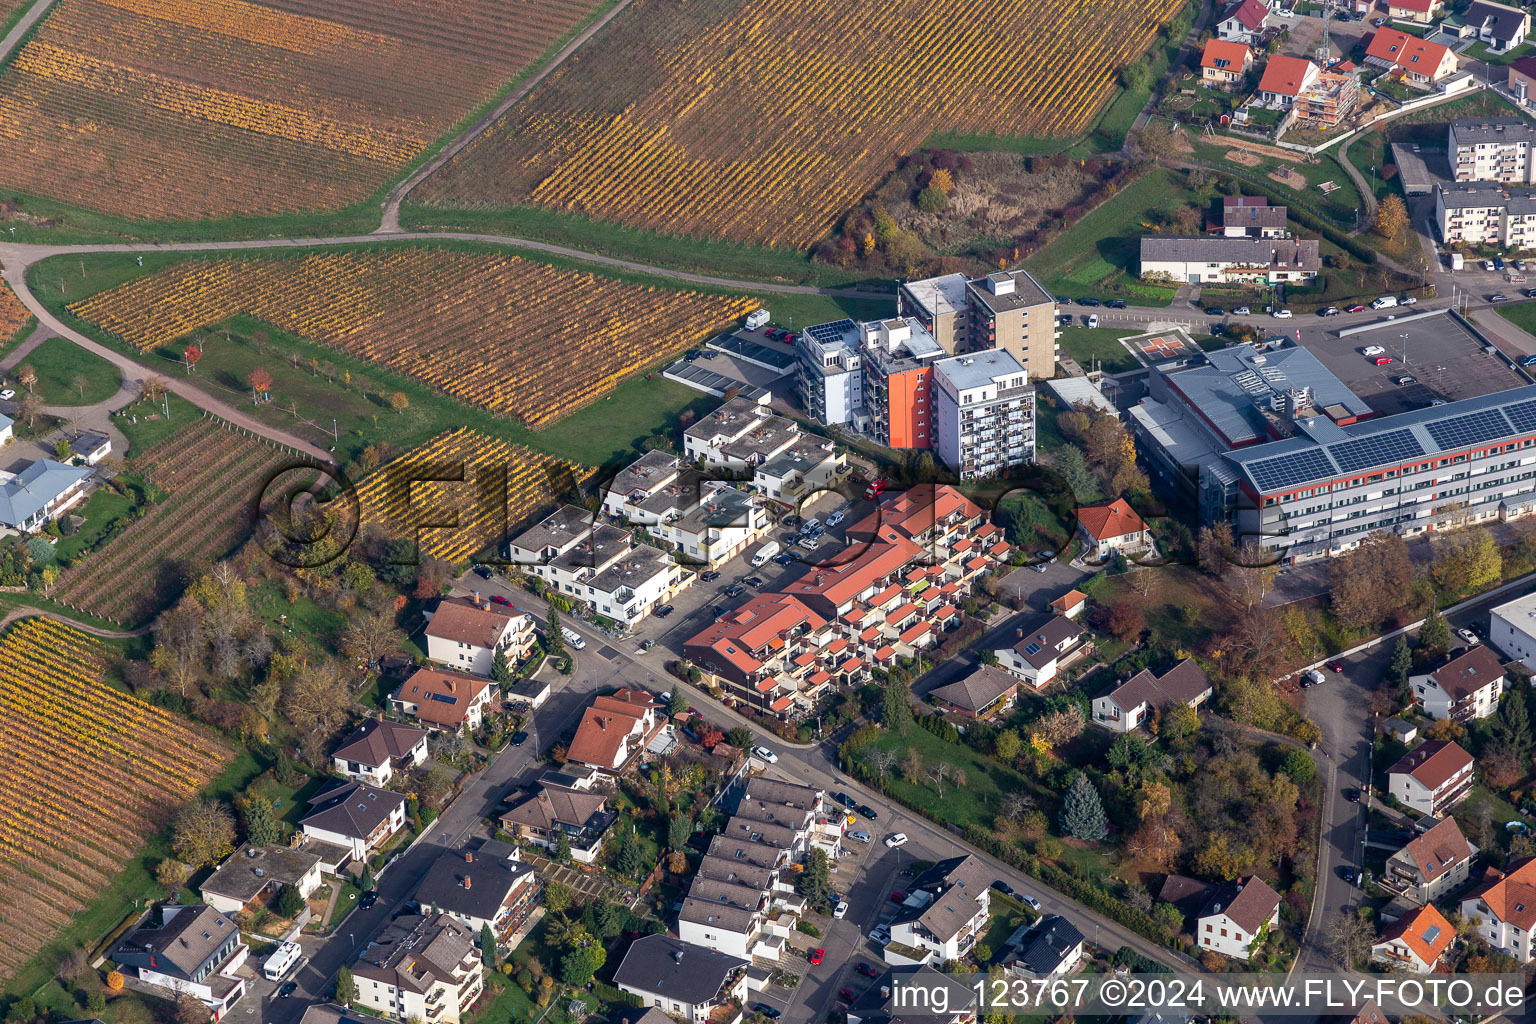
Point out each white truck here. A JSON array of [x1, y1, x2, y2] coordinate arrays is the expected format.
[[750, 541, 780, 567], [745, 308, 770, 330], [1450, 252, 1465, 271], [262, 941, 302, 982]]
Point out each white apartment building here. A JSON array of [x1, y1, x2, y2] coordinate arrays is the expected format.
[[884, 855, 993, 966], [601, 450, 685, 523], [411, 847, 540, 946], [1382, 815, 1477, 906], [424, 598, 535, 676], [510, 504, 690, 627], [797, 318, 867, 428], [683, 396, 845, 502], [1434, 182, 1536, 247], [352, 914, 484, 1024], [1388, 740, 1475, 816], [601, 450, 770, 565], [1449, 118, 1536, 184], [1410, 645, 1506, 721], [931, 349, 1035, 480], [992, 613, 1085, 689], [1490, 590, 1536, 670], [1196, 876, 1281, 960], [1461, 856, 1536, 962]]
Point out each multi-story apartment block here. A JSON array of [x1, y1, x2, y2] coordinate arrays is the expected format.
[[796, 318, 867, 428], [1491, 589, 1536, 670], [510, 504, 690, 626], [1215, 383, 1536, 563], [931, 349, 1035, 480], [682, 397, 845, 501], [1435, 182, 1536, 247], [860, 317, 945, 450], [899, 272, 971, 353], [1382, 815, 1477, 906], [600, 450, 771, 564], [964, 269, 1058, 382], [1411, 645, 1506, 721], [1461, 856, 1536, 961], [683, 592, 846, 716], [1388, 740, 1475, 816], [351, 913, 484, 1024], [412, 846, 540, 947], [1296, 66, 1359, 129], [884, 855, 993, 966], [424, 597, 535, 677], [1448, 118, 1536, 184]]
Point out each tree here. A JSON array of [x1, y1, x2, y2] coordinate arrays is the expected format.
[[175, 993, 210, 1024], [283, 663, 351, 733], [543, 880, 573, 913], [171, 798, 236, 867], [1490, 692, 1533, 760], [480, 922, 497, 967], [247, 366, 273, 403], [545, 606, 564, 657], [1325, 910, 1375, 969], [551, 829, 572, 865], [4, 999, 34, 1024], [15, 363, 35, 394], [155, 857, 192, 893], [667, 684, 688, 716], [796, 848, 833, 909], [16, 392, 42, 429], [1059, 772, 1107, 841], [1198, 522, 1234, 576], [727, 726, 752, 749], [1329, 531, 1414, 629], [339, 612, 405, 668], [491, 647, 514, 686], [360, 863, 375, 891], [615, 830, 645, 877], [142, 375, 166, 403], [86, 991, 106, 1015], [334, 967, 358, 1007], [1388, 636, 1413, 687], [388, 391, 409, 415], [559, 930, 606, 986], [993, 729, 1022, 764], [882, 677, 912, 728], [1419, 606, 1452, 655], [1430, 527, 1501, 596], [273, 883, 305, 919], [182, 343, 202, 374], [1120, 62, 1152, 91], [238, 794, 282, 846], [1482, 742, 1522, 789], [71, 373, 90, 399], [916, 186, 949, 213], [1280, 747, 1317, 785], [667, 813, 692, 852], [1104, 601, 1144, 642], [1376, 193, 1409, 241]]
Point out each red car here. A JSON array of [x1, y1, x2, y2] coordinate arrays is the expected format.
[[856, 963, 878, 977], [890, 891, 906, 903], [839, 989, 855, 1003], [809, 948, 825, 966], [1346, 304, 1366, 313], [1373, 356, 1393, 366], [490, 594, 510, 605], [1327, 660, 1344, 672], [864, 478, 888, 501]]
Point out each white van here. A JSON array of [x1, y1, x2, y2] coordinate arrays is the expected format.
[[262, 941, 302, 982], [1085, 313, 1099, 328], [561, 626, 586, 651], [1371, 296, 1398, 310], [750, 541, 780, 567]]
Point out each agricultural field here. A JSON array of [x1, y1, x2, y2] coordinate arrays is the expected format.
[[0, 282, 29, 344], [0, 617, 231, 980], [355, 428, 596, 562], [415, 0, 1184, 247], [0, 0, 606, 221], [53, 415, 300, 623], [66, 248, 753, 427]]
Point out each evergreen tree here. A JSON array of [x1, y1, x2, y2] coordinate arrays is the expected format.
[[1388, 636, 1413, 687], [882, 678, 913, 729], [559, 931, 606, 986], [794, 848, 833, 910], [238, 795, 282, 847], [615, 831, 645, 878], [360, 863, 375, 891], [1492, 692, 1534, 759], [1419, 607, 1451, 655], [667, 684, 688, 717], [1059, 772, 1108, 841], [273, 883, 305, 919], [491, 647, 514, 686], [727, 726, 753, 749], [480, 923, 497, 967], [545, 605, 564, 657], [667, 813, 692, 852], [334, 968, 357, 1007], [553, 830, 572, 864]]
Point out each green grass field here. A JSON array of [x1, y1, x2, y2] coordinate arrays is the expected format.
[[1493, 300, 1536, 336], [11, 335, 122, 406], [1056, 326, 1145, 374]]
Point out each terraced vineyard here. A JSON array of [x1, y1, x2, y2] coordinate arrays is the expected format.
[[53, 415, 301, 623], [356, 428, 595, 561], [0, 618, 231, 980], [0, 0, 605, 219], [417, 0, 1183, 247], [67, 248, 753, 426]]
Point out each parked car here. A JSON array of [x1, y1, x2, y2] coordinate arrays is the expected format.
[[1055, 295, 1073, 305], [857, 962, 880, 977], [1319, 307, 1340, 316], [510, 731, 528, 746], [1079, 297, 1101, 307], [1523, 355, 1536, 367], [1106, 299, 1127, 309], [1020, 893, 1042, 911], [359, 890, 378, 910], [772, 553, 796, 565], [885, 832, 909, 848], [1327, 660, 1344, 673], [638, 639, 654, 651], [472, 565, 493, 579], [656, 605, 675, 617], [700, 570, 721, 582], [1232, 306, 1251, 315], [1458, 628, 1480, 646], [809, 949, 825, 966], [834, 901, 849, 919], [834, 791, 857, 808], [1272, 309, 1293, 319], [869, 924, 891, 946], [1396, 375, 1417, 385], [742, 576, 764, 588], [724, 585, 745, 598], [278, 982, 297, 999], [857, 804, 878, 820], [839, 989, 855, 1003], [754, 1005, 782, 1020], [1346, 304, 1366, 313], [1361, 345, 1385, 356], [753, 745, 778, 764], [1373, 356, 1393, 365], [1401, 296, 1417, 305], [847, 830, 872, 843], [0, 390, 13, 401], [890, 891, 906, 903], [1496, 256, 1507, 270], [990, 880, 1015, 896], [490, 594, 511, 606], [1204, 306, 1224, 316], [1491, 293, 1510, 303]]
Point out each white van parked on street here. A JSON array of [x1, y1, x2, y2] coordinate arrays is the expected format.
[[561, 626, 586, 650]]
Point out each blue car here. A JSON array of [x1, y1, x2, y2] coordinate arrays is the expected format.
[[1523, 355, 1536, 367]]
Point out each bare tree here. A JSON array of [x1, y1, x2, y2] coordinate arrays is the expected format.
[[862, 747, 896, 782], [340, 611, 406, 669], [924, 760, 952, 796], [283, 663, 351, 733], [1324, 911, 1376, 970]]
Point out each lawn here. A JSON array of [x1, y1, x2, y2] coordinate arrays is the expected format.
[[1182, 128, 1363, 225], [1494, 300, 1536, 337], [51, 486, 133, 564], [1023, 167, 1187, 305], [1463, 40, 1535, 65], [1056, 326, 1144, 374], [997, 490, 1072, 551], [10, 335, 122, 406], [115, 391, 200, 456], [860, 720, 1053, 830], [328, 881, 364, 929]]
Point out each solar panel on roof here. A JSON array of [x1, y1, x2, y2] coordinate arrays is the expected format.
[[1425, 408, 1512, 450], [1328, 429, 1424, 474], [1247, 448, 1335, 492], [806, 319, 856, 343], [1023, 642, 1042, 656], [1505, 399, 1536, 433]]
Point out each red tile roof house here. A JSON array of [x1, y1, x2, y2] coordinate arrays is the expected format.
[[682, 593, 837, 718], [1387, 739, 1475, 816], [1460, 856, 1536, 961], [1074, 498, 1150, 559], [1410, 645, 1506, 722], [1217, 0, 1270, 43], [1364, 27, 1460, 84], [1050, 588, 1087, 618], [1257, 54, 1320, 109], [1371, 904, 1454, 973], [565, 688, 672, 775], [424, 597, 535, 677], [392, 667, 494, 732], [1201, 40, 1254, 89], [1195, 875, 1281, 960]]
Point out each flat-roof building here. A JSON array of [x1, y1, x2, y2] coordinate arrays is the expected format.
[[796, 318, 866, 428], [860, 317, 946, 450], [931, 349, 1035, 480]]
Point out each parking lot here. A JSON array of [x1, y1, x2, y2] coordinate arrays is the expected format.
[[1301, 310, 1528, 415]]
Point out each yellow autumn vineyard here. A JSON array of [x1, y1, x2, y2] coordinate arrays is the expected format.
[[0, 282, 29, 344], [420, 0, 1184, 247], [0, 619, 231, 980], [68, 249, 755, 427], [0, 0, 605, 219], [356, 428, 597, 562]]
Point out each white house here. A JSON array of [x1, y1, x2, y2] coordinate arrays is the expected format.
[[331, 716, 429, 786], [351, 913, 484, 1024], [424, 598, 534, 677], [113, 904, 248, 1020], [1382, 815, 1477, 906], [884, 855, 992, 966], [411, 846, 540, 946], [1457, 0, 1530, 53], [1410, 645, 1506, 721], [1074, 498, 1150, 559], [298, 779, 408, 862], [499, 781, 616, 864], [1217, 0, 1271, 43], [1139, 236, 1322, 287], [199, 843, 324, 916], [1491, 589, 1536, 671], [0, 458, 91, 532], [1461, 856, 1536, 962], [392, 667, 494, 732], [1388, 740, 1475, 816], [1092, 658, 1214, 733], [993, 613, 1085, 688], [1196, 875, 1281, 960], [614, 935, 751, 1024], [1372, 904, 1454, 974], [1001, 915, 1085, 979]]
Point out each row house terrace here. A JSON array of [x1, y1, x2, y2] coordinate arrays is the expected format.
[[683, 593, 842, 718]]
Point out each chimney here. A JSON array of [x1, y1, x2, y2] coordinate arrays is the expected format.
[[375, 711, 384, 722], [463, 876, 472, 890], [464, 850, 473, 863], [472, 590, 480, 603]]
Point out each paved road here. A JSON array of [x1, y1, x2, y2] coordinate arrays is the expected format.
[[0, 0, 55, 64]]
